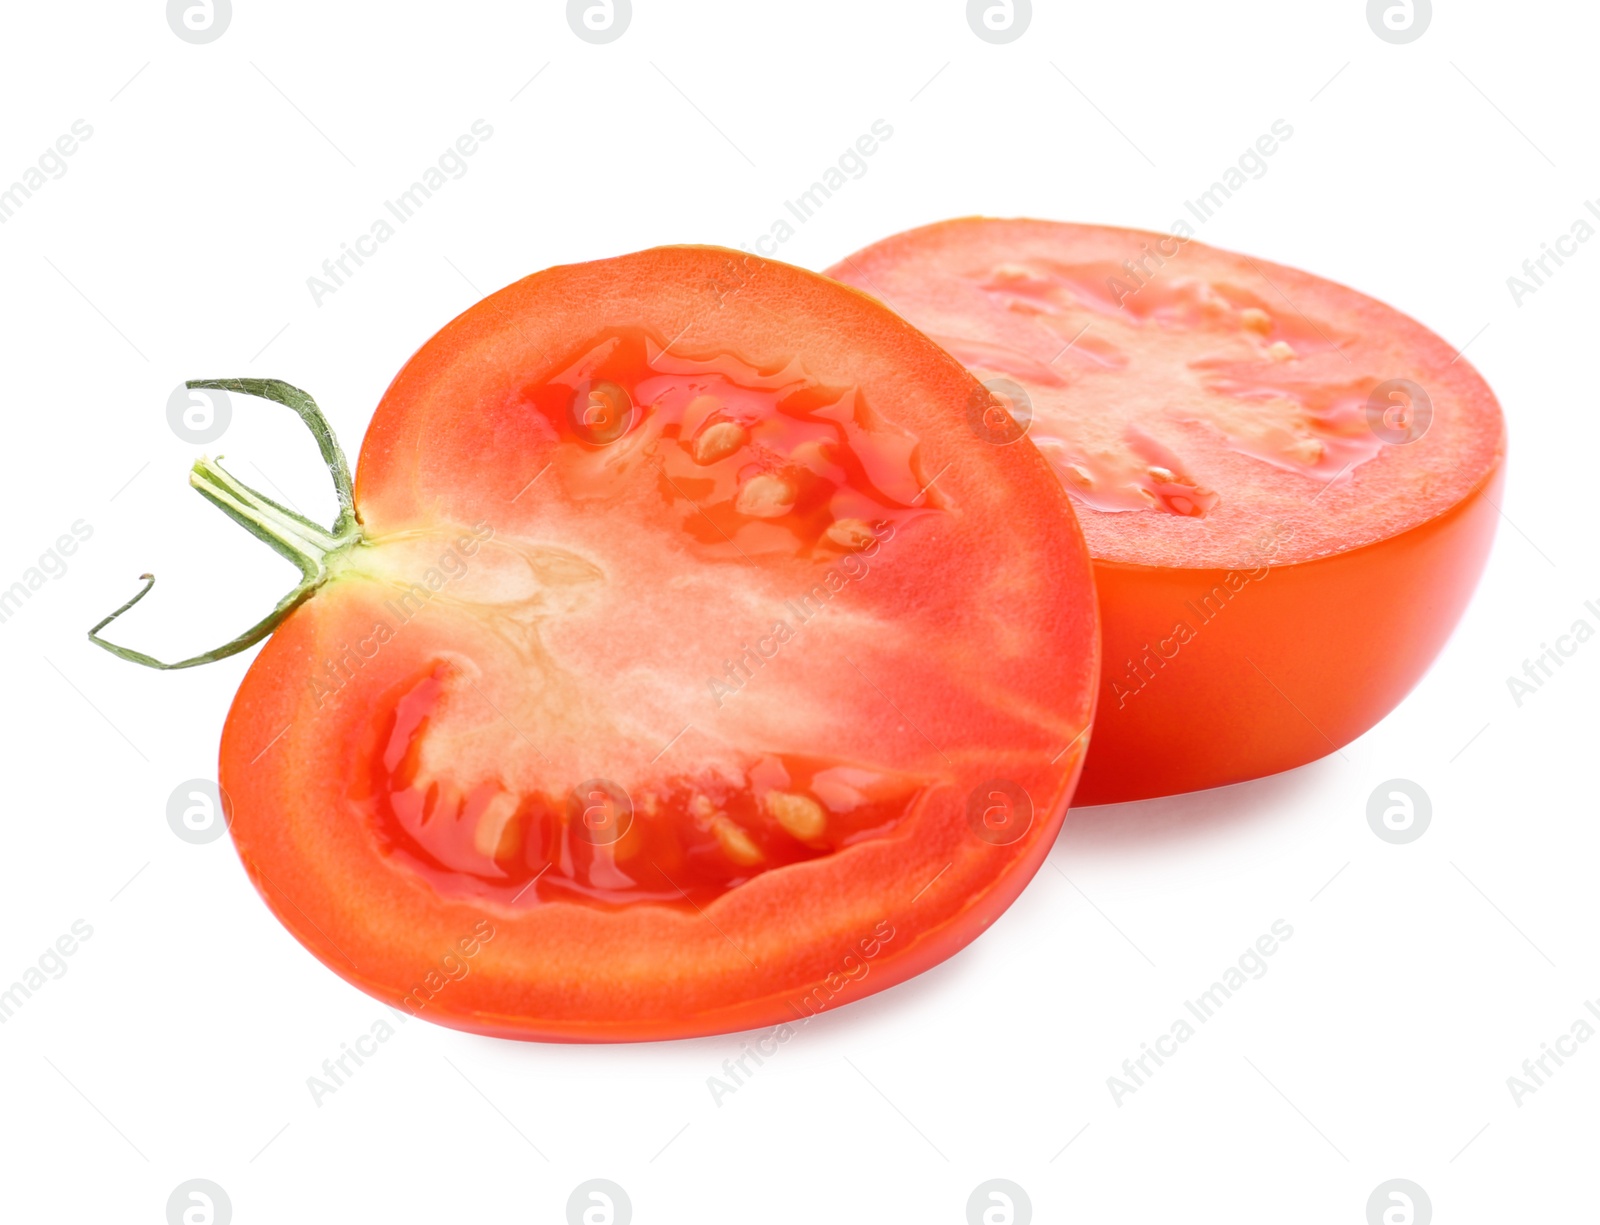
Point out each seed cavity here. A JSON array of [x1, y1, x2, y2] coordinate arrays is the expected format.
[[735, 472, 797, 518], [693, 419, 748, 464], [766, 791, 827, 842]]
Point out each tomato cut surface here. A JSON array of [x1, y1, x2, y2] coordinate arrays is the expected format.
[[218, 246, 1098, 1040], [828, 219, 1504, 803]]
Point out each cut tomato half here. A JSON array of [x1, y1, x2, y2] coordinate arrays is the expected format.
[[97, 246, 1097, 1040], [828, 219, 1504, 804]]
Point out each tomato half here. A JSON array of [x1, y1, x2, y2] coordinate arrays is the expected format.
[[827, 219, 1505, 804], [99, 247, 1097, 1041]]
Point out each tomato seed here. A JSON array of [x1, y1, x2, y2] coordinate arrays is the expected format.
[[693, 419, 749, 464], [824, 518, 876, 549], [710, 815, 765, 866], [735, 473, 796, 518], [766, 791, 826, 842], [1240, 307, 1273, 334]]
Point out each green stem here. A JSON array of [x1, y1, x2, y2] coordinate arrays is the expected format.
[[189, 456, 339, 580], [88, 379, 364, 670], [190, 377, 359, 537]]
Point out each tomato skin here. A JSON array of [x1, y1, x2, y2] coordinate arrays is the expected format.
[[1078, 462, 1502, 804], [216, 245, 1099, 1041]]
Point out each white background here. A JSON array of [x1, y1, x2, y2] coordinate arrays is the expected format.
[[0, 2, 1594, 1222]]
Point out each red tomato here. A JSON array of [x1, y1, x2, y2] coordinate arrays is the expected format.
[[828, 220, 1505, 804], [96, 247, 1098, 1040]]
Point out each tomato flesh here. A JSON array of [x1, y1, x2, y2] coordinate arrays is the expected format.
[[828, 220, 1505, 803], [220, 246, 1099, 1040]]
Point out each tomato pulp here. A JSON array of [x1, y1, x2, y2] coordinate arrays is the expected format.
[[828, 219, 1505, 804], [102, 247, 1098, 1040]]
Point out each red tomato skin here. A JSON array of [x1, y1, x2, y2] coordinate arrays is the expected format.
[[1077, 462, 1502, 804]]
